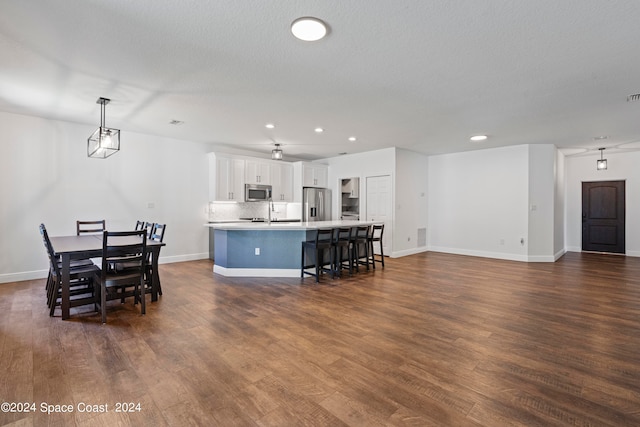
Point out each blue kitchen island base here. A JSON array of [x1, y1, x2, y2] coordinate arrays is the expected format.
[[207, 220, 377, 278], [213, 229, 311, 277]]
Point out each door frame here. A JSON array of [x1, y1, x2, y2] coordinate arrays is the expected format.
[[581, 180, 625, 254]]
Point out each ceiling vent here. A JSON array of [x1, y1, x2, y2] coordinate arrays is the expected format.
[[627, 93, 640, 102]]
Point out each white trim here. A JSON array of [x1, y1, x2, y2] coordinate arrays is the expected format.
[[526, 254, 557, 262], [0, 269, 48, 284], [428, 246, 529, 262], [158, 253, 208, 264], [213, 265, 300, 278], [390, 247, 428, 258], [0, 253, 210, 285]]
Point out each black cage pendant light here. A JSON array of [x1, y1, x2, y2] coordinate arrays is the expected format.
[[596, 147, 607, 170], [87, 97, 120, 159]]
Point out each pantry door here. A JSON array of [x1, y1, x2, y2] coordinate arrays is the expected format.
[[366, 175, 392, 255]]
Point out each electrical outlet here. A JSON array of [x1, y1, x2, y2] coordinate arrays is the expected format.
[[255, 248, 260, 255]]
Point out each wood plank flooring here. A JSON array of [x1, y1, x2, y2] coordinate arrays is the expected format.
[[1, 251, 640, 426]]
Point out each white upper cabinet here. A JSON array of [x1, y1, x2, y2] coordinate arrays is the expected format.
[[302, 163, 328, 188], [209, 153, 245, 201], [245, 159, 271, 185], [341, 178, 359, 198], [270, 162, 293, 202]]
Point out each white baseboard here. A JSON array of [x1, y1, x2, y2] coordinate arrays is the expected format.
[[428, 246, 530, 262], [158, 252, 209, 264], [0, 252, 210, 285], [390, 247, 428, 258], [0, 269, 49, 284], [213, 265, 300, 278]]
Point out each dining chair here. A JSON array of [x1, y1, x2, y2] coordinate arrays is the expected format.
[[39, 224, 99, 316], [146, 223, 166, 295], [94, 230, 147, 323], [301, 228, 334, 282], [76, 220, 106, 235]]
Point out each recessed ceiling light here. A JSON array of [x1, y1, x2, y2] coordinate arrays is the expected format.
[[169, 120, 184, 125], [470, 135, 488, 142], [291, 17, 328, 42], [593, 135, 608, 140], [348, 136, 357, 142], [265, 123, 275, 129], [314, 127, 324, 133]]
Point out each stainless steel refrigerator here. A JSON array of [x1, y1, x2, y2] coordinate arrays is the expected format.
[[302, 187, 331, 222]]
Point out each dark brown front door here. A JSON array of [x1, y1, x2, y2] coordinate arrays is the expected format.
[[582, 180, 625, 254]]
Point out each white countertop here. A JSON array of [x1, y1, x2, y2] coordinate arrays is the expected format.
[[205, 220, 377, 231]]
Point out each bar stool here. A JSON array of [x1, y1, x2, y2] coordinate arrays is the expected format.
[[301, 228, 334, 282], [332, 227, 353, 277], [368, 224, 385, 269], [350, 225, 370, 272]]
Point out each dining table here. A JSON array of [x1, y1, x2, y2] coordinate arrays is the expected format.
[[48, 233, 165, 320]]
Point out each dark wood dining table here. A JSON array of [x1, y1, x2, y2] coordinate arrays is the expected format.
[[48, 234, 165, 320]]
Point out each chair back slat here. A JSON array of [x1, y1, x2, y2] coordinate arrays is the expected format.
[[150, 223, 166, 242], [100, 230, 147, 274], [77, 220, 106, 235]]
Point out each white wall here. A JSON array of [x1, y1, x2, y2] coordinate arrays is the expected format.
[[0, 111, 211, 283], [394, 148, 428, 255], [428, 145, 530, 261], [325, 147, 396, 221], [527, 144, 558, 260], [554, 149, 566, 256], [565, 150, 640, 256]]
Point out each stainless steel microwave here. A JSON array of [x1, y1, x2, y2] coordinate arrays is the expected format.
[[245, 184, 272, 202]]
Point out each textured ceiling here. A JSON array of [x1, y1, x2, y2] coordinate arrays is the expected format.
[[1, 0, 640, 160]]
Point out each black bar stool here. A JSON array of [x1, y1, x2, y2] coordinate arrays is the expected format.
[[350, 225, 370, 272], [368, 224, 385, 269], [332, 227, 353, 277], [301, 228, 334, 282]]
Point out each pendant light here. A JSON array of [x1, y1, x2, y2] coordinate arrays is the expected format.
[[87, 97, 120, 159], [596, 148, 607, 170], [271, 144, 283, 160]]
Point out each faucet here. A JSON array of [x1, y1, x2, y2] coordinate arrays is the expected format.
[[267, 197, 274, 224]]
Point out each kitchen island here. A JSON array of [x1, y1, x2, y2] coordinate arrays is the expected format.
[[205, 220, 377, 277]]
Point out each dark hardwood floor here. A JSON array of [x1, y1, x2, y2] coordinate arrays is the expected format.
[[1, 251, 640, 426]]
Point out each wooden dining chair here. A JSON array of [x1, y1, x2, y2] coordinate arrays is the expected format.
[[39, 224, 99, 316], [146, 223, 166, 295], [94, 230, 147, 323], [76, 220, 106, 235]]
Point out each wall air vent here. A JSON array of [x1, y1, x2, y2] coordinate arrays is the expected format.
[[627, 93, 640, 102]]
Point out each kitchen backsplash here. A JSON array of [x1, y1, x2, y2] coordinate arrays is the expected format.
[[209, 202, 301, 221]]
